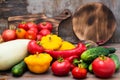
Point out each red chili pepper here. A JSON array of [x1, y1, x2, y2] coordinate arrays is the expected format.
[[27, 40, 44, 54], [45, 43, 86, 59], [65, 55, 79, 70], [65, 55, 79, 63]]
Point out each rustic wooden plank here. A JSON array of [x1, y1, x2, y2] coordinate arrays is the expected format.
[[0, 0, 28, 18], [0, 19, 8, 34], [0, 0, 5, 3]]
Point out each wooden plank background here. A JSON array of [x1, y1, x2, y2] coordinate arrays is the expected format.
[[0, 0, 120, 43]]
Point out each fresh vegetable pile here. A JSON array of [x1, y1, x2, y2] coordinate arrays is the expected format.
[[1, 21, 53, 41], [0, 21, 120, 79]]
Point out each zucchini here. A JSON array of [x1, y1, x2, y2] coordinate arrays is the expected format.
[[109, 54, 120, 72], [81, 46, 110, 63], [11, 60, 27, 77], [0, 39, 30, 71]]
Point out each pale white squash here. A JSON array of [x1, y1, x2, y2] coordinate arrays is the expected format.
[[0, 39, 30, 71]]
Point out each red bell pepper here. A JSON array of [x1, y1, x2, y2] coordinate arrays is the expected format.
[[45, 43, 87, 59]]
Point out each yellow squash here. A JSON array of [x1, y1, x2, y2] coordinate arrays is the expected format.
[[40, 34, 62, 50], [58, 41, 75, 50], [24, 53, 52, 73]]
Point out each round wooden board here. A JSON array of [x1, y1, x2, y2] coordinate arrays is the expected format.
[[72, 2, 116, 45]]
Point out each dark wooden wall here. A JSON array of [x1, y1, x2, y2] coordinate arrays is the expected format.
[[0, 0, 120, 43]]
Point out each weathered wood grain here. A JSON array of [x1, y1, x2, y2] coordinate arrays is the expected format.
[[72, 2, 116, 45], [0, 0, 120, 43], [0, 19, 8, 33]]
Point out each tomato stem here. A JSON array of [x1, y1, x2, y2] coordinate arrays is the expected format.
[[36, 52, 39, 57], [21, 21, 26, 24], [49, 36, 52, 42], [57, 57, 64, 63], [99, 55, 107, 60], [37, 41, 41, 45], [42, 22, 47, 26], [78, 64, 84, 68], [17, 28, 22, 32], [73, 59, 85, 66]]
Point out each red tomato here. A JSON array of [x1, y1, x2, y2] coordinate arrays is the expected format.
[[39, 29, 51, 36], [92, 56, 116, 78], [24, 30, 37, 40], [18, 22, 28, 31], [26, 22, 38, 29], [2, 29, 16, 41], [72, 67, 87, 79], [51, 59, 71, 76], [36, 34, 43, 41], [38, 22, 53, 31], [27, 40, 44, 54], [29, 28, 38, 34]]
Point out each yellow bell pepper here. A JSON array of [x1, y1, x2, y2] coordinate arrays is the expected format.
[[24, 53, 52, 73], [58, 41, 75, 50], [40, 34, 62, 50]]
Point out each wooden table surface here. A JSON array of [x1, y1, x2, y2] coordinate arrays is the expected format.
[[0, 43, 120, 80]]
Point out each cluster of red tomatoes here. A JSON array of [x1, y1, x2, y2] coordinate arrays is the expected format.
[[1, 21, 53, 42]]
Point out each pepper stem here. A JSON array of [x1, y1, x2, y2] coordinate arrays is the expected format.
[[73, 59, 80, 64], [73, 59, 83, 66], [85, 43, 91, 48]]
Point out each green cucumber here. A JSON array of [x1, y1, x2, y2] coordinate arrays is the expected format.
[[11, 60, 27, 77], [106, 47, 116, 53], [88, 63, 93, 73], [109, 54, 120, 72], [81, 46, 110, 63]]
